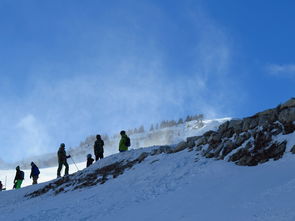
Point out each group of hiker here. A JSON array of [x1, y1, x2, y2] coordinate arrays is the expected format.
[[0, 130, 131, 190]]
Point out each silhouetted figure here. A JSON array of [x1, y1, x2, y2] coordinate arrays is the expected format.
[[86, 154, 94, 167], [30, 162, 40, 185], [0, 181, 3, 191], [94, 135, 104, 161], [57, 143, 71, 178]]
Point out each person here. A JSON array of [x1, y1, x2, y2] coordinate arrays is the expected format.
[[0, 181, 3, 191], [93, 134, 104, 161], [30, 162, 40, 185], [86, 154, 94, 167], [57, 143, 71, 178], [119, 130, 131, 152], [14, 166, 24, 189]]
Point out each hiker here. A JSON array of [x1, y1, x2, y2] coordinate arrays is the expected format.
[[119, 130, 131, 152], [57, 143, 71, 178], [86, 154, 94, 167], [0, 181, 2, 191], [14, 166, 24, 189], [94, 134, 104, 161], [30, 162, 40, 185]]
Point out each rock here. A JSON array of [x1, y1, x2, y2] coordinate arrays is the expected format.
[[208, 132, 222, 145], [186, 136, 201, 144], [228, 119, 243, 133], [281, 98, 295, 109], [291, 145, 295, 154], [223, 127, 235, 138], [235, 132, 251, 147], [283, 122, 295, 134], [278, 107, 295, 123], [203, 130, 216, 138], [195, 137, 207, 146], [218, 121, 229, 135], [221, 140, 236, 157], [242, 117, 258, 131], [256, 108, 278, 122], [173, 141, 187, 153], [229, 148, 249, 162]]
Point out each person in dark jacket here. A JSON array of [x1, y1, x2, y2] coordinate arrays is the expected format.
[[94, 135, 104, 161], [30, 162, 40, 185], [86, 154, 94, 167], [57, 143, 71, 178], [0, 181, 3, 191], [14, 166, 24, 189], [119, 130, 130, 152]]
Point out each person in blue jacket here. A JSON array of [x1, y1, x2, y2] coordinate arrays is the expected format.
[[30, 162, 40, 185]]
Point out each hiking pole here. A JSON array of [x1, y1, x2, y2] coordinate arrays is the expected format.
[[70, 156, 79, 172], [4, 176, 7, 190]]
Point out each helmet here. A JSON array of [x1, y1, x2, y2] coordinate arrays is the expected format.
[[60, 143, 65, 148], [96, 134, 101, 139], [87, 154, 92, 158], [16, 166, 20, 170]]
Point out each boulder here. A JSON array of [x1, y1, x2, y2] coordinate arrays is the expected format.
[[291, 145, 295, 154], [228, 119, 243, 133], [278, 107, 295, 123], [242, 117, 258, 131], [221, 140, 236, 157], [280, 98, 295, 109], [173, 141, 187, 153]]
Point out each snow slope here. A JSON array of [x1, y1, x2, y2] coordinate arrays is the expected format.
[[0, 130, 295, 221], [0, 115, 294, 221]]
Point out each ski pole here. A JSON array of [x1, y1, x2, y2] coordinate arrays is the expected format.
[[70, 156, 79, 171]]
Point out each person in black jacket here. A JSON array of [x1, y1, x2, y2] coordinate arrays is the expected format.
[[30, 162, 40, 185], [0, 181, 3, 191], [14, 166, 24, 189], [94, 135, 104, 161], [86, 154, 94, 167], [57, 143, 71, 178]]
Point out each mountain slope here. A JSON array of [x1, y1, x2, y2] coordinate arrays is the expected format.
[[0, 98, 294, 220]]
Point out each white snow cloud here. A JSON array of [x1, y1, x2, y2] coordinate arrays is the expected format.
[[0, 2, 244, 162]]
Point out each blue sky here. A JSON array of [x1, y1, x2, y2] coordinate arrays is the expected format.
[[0, 0, 294, 162]]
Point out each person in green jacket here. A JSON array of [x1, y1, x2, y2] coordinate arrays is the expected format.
[[14, 166, 24, 189], [119, 130, 130, 152], [57, 143, 71, 178]]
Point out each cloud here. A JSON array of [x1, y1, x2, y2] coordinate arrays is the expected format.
[[0, 1, 244, 162], [266, 64, 295, 77]]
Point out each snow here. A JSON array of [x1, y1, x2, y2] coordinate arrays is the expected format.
[[0, 119, 295, 220]]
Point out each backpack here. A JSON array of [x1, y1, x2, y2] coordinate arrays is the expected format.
[[33, 166, 40, 176], [125, 136, 131, 147], [20, 171, 25, 180]]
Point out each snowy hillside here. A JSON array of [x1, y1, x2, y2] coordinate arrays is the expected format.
[[1, 138, 295, 220], [0, 98, 294, 220]]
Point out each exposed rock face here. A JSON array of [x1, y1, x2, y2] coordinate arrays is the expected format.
[[184, 98, 295, 166]]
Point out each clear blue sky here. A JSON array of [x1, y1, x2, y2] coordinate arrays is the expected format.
[[0, 0, 294, 162]]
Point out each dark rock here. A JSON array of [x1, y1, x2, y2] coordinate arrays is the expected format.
[[229, 148, 249, 162], [283, 122, 295, 134], [218, 121, 229, 135], [242, 117, 258, 131], [221, 140, 236, 157], [291, 145, 295, 154], [278, 107, 295, 123], [280, 98, 295, 109], [228, 119, 243, 133], [235, 132, 251, 147], [173, 141, 187, 153]]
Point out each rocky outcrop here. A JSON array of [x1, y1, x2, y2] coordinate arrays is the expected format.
[[184, 98, 295, 166]]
